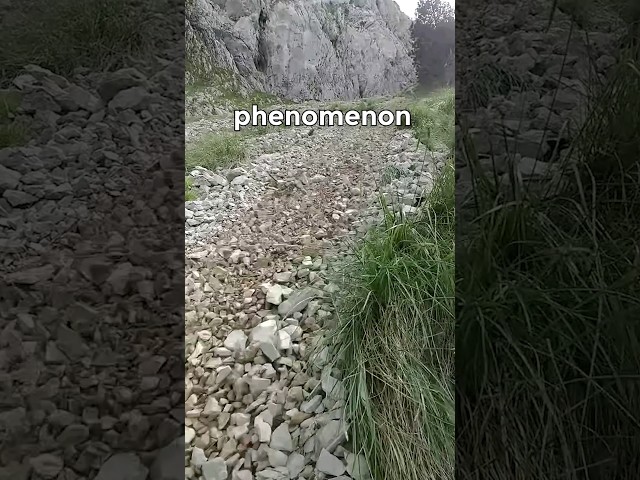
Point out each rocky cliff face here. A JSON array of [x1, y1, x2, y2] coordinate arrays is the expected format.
[[186, 0, 416, 101]]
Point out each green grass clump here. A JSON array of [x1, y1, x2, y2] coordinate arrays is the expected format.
[[457, 36, 640, 478], [185, 177, 197, 202], [396, 88, 454, 152], [185, 133, 246, 172], [0, 122, 29, 149], [0, 0, 150, 84], [327, 159, 455, 480], [0, 90, 28, 148]]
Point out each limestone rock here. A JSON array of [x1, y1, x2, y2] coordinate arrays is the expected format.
[[185, 0, 415, 101]]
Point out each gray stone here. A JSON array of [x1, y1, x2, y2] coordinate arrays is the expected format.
[[56, 423, 90, 446], [3, 189, 37, 207], [346, 452, 371, 480], [191, 447, 208, 467], [267, 448, 288, 467], [251, 320, 278, 343], [109, 86, 152, 111], [255, 468, 289, 480], [151, 438, 184, 480], [260, 340, 281, 362], [277, 287, 321, 317], [286, 452, 305, 478], [316, 449, 346, 476], [0, 165, 21, 190], [95, 453, 148, 480], [202, 457, 227, 480], [300, 395, 323, 414], [29, 454, 64, 479], [5, 264, 55, 284], [270, 423, 293, 452], [233, 471, 254, 480]]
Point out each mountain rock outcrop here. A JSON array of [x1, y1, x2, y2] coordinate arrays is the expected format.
[[186, 0, 416, 100]]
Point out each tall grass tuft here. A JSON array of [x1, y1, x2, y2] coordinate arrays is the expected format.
[[326, 154, 455, 480], [457, 10, 640, 477], [396, 88, 454, 152]]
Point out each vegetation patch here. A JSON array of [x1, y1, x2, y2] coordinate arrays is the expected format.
[[0, 90, 28, 148], [457, 15, 640, 477], [0, 0, 150, 85], [185, 132, 246, 173], [394, 88, 454, 152], [325, 91, 455, 480]]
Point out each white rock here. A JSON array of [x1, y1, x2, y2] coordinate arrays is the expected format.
[[276, 330, 292, 350], [266, 284, 285, 305], [273, 271, 293, 283], [203, 397, 222, 415], [231, 412, 251, 426], [281, 325, 303, 341], [248, 377, 272, 396], [255, 468, 289, 480], [233, 471, 254, 480], [278, 287, 320, 317], [224, 330, 248, 351], [255, 416, 272, 442], [250, 320, 278, 343], [191, 447, 207, 467], [185, 426, 196, 444], [215, 365, 232, 384]]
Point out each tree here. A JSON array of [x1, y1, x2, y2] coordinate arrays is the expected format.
[[411, 0, 455, 90]]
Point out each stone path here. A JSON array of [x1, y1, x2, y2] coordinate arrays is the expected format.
[[184, 111, 445, 480]]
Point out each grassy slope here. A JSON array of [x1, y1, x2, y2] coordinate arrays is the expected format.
[[326, 89, 455, 480], [457, 5, 640, 477]]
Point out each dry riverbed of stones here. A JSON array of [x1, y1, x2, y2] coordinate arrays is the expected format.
[[185, 114, 445, 479]]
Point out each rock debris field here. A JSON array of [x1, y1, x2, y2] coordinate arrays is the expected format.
[[185, 111, 445, 480], [0, 57, 185, 480], [455, 0, 622, 213]]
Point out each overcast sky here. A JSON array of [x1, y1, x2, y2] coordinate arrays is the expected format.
[[394, 0, 454, 19]]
